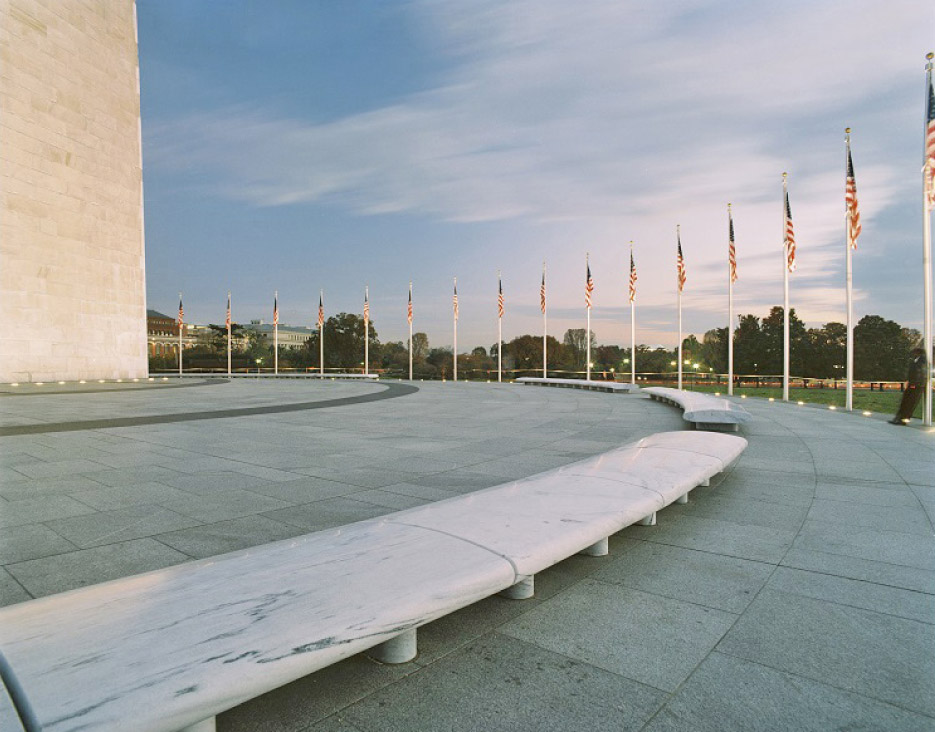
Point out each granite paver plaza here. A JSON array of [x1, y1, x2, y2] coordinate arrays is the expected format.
[[0, 379, 932, 731]]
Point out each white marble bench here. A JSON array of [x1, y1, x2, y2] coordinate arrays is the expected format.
[[0, 431, 746, 732], [642, 387, 752, 431], [515, 377, 640, 393]]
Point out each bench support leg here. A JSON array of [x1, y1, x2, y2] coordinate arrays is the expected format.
[[700, 478, 710, 487], [500, 574, 534, 600], [180, 718, 216, 732], [369, 629, 417, 664], [676, 491, 690, 505], [639, 512, 657, 526], [579, 537, 609, 556]]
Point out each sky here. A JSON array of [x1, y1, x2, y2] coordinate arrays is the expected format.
[[137, 0, 934, 351]]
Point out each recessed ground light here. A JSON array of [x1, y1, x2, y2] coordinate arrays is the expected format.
[[133, 378, 139, 382], [862, 411, 872, 416], [714, 392, 720, 396], [797, 401, 805, 405], [740, 394, 747, 399], [35, 382, 44, 386], [768, 397, 775, 402], [98, 379, 105, 383], [10, 383, 19, 387], [148, 377, 154, 381], [79, 380, 86, 384]]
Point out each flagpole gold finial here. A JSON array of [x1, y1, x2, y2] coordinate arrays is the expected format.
[[727, 202, 732, 211], [782, 172, 787, 179], [927, 52, 934, 60], [845, 127, 851, 134]]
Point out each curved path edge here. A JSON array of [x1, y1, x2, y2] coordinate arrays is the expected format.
[[0, 382, 419, 437]]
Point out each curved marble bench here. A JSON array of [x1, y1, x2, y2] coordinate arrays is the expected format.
[[515, 377, 640, 393], [643, 387, 751, 431], [0, 431, 746, 732]]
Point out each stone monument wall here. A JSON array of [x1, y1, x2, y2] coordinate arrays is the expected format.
[[0, 0, 147, 382]]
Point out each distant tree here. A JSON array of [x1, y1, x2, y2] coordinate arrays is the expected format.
[[207, 323, 245, 353], [306, 313, 379, 371], [680, 335, 703, 366], [700, 327, 728, 374], [471, 346, 487, 357], [855, 315, 912, 380], [563, 329, 596, 369], [760, 306, 806, 375], [412, 332, 429, 360], [804, 322, 845, 379], [733, 314, 764, 374]]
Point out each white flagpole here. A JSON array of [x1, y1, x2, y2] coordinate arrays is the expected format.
[[364, 286, 369, 376], [845, 130, 855, 412], [543, 261, 548, 378], [497, 270, 502, 383], [408, 282, 413, 381], [586, 253, 591, 382], [630, 242, 636, 385], [677, 228, 683, 390], [783, 173, 791, 402], [728, 205, 734, 396], [178, 292, 183, 376], [274, 291, 279, 376], [923, 53, 934, 426], [227, 291, 232, 377], [319, 290, 324, 376], [453, 277, 458, 382]]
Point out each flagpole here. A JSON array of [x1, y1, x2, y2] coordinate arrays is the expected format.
[[630, 242, 636, 385], [227, 291, 232, 377], [728, 205, 735, 396], [364, 286, 369, 376], [408, 282, 413, 381], [497, 270, 502, 383], [319, 290, 324, 376], [923, 53, 934, 427], [453, 277, 458, 382], [586, 253, 591, 382], [273, 291, 279, 376], [677, 229, 683, 390], [178, 292, 183, 377], [783, 173, 790, 402], [543, 261, 548, 379], [845, 130, 855, 412]]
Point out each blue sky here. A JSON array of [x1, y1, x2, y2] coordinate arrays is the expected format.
[[138, 0, 933, 350]]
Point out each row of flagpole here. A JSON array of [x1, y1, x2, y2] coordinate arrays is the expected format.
[[171, 54, 933, 425]]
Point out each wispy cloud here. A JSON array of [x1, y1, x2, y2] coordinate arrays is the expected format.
[[145, 0, 931, 344]]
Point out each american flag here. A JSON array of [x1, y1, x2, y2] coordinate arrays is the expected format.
[[629, 249, 637, 303], [225, 292, 231, 328], [273, 293, 279, 326], [585, 258, 593, 309], [729, 212, 737, 283], [925, 78, 935, 206], [363, 290, 369, 324], [540, 267, 546, 315], [677, 233, 687, 293], [784, 190, 796, 272], [497, 274, 504, 319], [846, 144, 861, 249], [407, 285, 413, 325], [453, 279, 459, 321], [177, 296, 183, 327], [318, 293, 324, 329]]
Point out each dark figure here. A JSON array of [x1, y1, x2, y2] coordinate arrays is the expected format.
[[890, 348, 928, 424]]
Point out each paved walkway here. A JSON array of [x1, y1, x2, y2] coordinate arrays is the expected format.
[[0, 380, 932, 730]]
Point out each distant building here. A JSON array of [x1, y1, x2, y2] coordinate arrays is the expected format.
[[245, 322, 314, 350], [147, 310, 191, 358]]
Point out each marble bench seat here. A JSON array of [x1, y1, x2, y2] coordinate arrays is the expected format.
[[515, 377, 639, 393], [642, 387, 752, 431], [0, 431, 746, 732]]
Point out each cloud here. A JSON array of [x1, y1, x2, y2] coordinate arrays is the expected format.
[[145, 0, 931, 344]]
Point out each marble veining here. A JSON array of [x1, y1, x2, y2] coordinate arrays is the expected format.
[[0, 430, 747, 732]]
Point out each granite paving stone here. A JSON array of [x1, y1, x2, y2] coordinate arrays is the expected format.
[[155, 515, 306, 559], [592, 541, 774, 614], [158, 489, 294, 523], [261, 497, 390, 532], [340, 634, 667, 732], [780, 546, 935, 594], [500, 579, 737, 692], [0, 494, 98, 528], [6, 538, 190, 597], [643, 651, 934, 732], [717, 589, 935, 717], [42, 504, 203, 547], [0, 522, 77, 564]]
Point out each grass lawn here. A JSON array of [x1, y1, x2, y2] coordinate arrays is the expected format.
[[679, 383, 924, 418]]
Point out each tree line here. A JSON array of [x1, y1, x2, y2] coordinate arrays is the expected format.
[[150, 307, 920, 382]]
